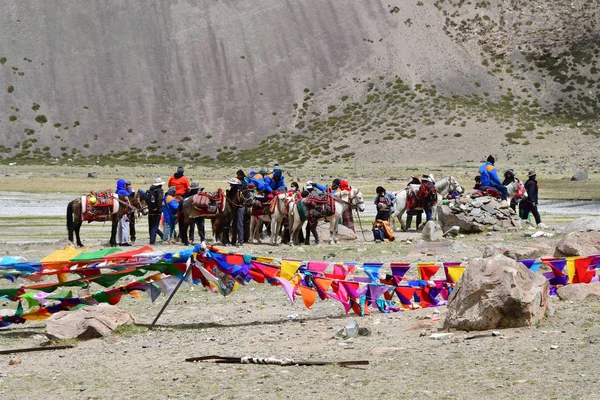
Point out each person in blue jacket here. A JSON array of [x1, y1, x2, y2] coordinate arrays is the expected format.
[[249, 169, 270, 193], [162, 186, 180, 243], [115, 179, 132, 246], [265, 164, 286, 194], [478, 155, 507, 200]]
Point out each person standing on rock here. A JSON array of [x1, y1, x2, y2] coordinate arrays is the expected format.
[[478, 155, 508, 203], [520, 170, 545, 228]]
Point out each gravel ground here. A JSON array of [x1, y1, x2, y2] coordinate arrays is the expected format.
[[1, 222, 599, 400]]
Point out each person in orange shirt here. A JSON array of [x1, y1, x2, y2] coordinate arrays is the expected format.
[[168, 166, 191, 198]]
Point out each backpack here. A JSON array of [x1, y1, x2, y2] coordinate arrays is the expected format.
[[373, 227, 385, 241], [148, 188, 162, 212]]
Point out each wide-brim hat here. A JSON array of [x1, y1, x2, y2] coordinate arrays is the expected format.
[[151, 178, 165, 187], [227, 178, 241, 185], [421, 174, 431, 182], [528, 170, 536, 177], [190, 182, 203, 190], [305, 183, 313, 189], [411, 174, 421, 180]]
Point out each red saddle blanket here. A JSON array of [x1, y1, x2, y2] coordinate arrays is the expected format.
[[251, 198, 273, 217], [81, 192, 119, 222], [405, 186, 423, 211], [304, 192, 335, 220], [192, 189, 225, 217]]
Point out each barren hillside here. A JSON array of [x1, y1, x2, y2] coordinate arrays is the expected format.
[[1, 0, 599, 172]]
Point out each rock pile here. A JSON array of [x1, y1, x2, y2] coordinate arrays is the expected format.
[[437, 196, 522, 234]]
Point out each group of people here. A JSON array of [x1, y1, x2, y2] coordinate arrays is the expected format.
[[114, 166, 205, 246], [476, 155, 543, 226], [114, 163, 355, 247], [112, 156, 543, 247]]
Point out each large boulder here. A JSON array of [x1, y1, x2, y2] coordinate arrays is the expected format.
[[556, 283, 600, 301], [554, 230, 600, 256], [45, 304, 134, 340], [564, 217, 600, 233], [444, 255, 549, 331], [421, 221, 443, 242], [483, 243, 553, 260], [570, 171, 588, 181]]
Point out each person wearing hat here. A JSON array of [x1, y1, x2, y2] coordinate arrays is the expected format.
[[404, 175, 423, 231], [185, 182, 205, 244], [147, 178, 165, 244], [265, 164, 286, 194], [227, 178, 245, 247], [417, 174, 437, 224], [162, 186, 180, 243], [407, 174, 421, 187], [115, 178, 132, 246], [478, 155, 508, 201], [168, 166, 191, 198], [520, 170, 543, 227]]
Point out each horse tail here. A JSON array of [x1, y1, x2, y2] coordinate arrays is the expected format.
[[66, 200, 74, 232]]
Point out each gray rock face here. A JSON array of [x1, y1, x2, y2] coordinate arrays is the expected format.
[[564, 217, 600, 233], [556, 283, 600, 301], [444, 255, 549, 331], [45, 304, 134, 340], [571, 171, 588, 181], [555, 230, 600, 256]]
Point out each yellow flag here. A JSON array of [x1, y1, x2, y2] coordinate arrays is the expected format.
[[280, 260, 301, 281], [256, 256, 274, 265], [447, 266, 465, 283], [566, 256, 581, 284]]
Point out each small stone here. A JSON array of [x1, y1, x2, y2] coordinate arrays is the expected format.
[[550, 345, 558, 350]]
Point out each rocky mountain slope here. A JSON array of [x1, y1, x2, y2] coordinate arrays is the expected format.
[[1, 0, 599, 172]]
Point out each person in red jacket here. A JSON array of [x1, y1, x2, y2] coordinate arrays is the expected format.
[[168, 166, 191, 198]]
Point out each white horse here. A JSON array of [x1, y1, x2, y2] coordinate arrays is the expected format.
[[289, 187, 366, 245], [390, 176, 464, 231], [248, 192, 288, 245]]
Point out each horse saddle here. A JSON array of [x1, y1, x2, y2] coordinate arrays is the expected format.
[[304, 192, 335, 220], [406, 185, 423, 211], [193, 189, 225, 216], [251, 196, 273, 216], [81, 193, 119, 222]]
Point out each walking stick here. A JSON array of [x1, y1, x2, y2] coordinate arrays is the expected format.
[[149, 257, 193, 330]]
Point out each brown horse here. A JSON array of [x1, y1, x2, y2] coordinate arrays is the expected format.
[[66, 190, 147, 247], [179, 188, 253, 245]]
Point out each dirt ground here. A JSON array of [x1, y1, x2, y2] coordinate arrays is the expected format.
[[1, 219, 600, 400]]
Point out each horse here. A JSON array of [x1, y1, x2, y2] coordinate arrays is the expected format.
[[180, 186, 254, 245], [66, 190, 147, 247], [390, 176, 464, 231], [248, 192, 288, 245], [289, 187, 365, 245]]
